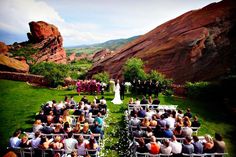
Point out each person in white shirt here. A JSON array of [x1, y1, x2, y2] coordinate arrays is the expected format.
[[31, 131, 41, 148], [63, 132, 78, 154], [169, 135, 182, 155], [56, 101, 65, 110], [182, 121, 193, 137], [165, 113, 175, 129], [9, 130, 21, 148], [77, 134, 89, 156], [160, 139, 172, 154], [130, 114, 141, 126]]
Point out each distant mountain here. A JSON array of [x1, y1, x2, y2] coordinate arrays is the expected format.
[[65, 35, 140, 55]]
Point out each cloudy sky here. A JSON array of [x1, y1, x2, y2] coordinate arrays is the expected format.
[[0, 0, 221, 47]]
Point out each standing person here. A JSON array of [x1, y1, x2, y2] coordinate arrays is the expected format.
[[111, 80, 123, 104], [76, 80, 81, 96], [131, 79, 136, 94], [100, 82, 106, 96], [120, 81, 125, 100], [154, 81, 160, 97]]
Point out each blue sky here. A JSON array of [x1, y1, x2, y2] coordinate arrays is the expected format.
[[0, 0, 221, 47]]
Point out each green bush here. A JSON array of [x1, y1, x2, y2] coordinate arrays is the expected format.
[[185, 81, 220, 100], [30, 62, 69, 87], [92, 72, 110, 84], [123, 57, 147, 81]]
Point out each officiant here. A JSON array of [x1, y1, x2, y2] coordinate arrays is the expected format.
[[120, 81, 125, 100]]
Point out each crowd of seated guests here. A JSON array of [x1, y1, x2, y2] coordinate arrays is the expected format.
[[126, 98, 226, 156], [8, 95, 107, 157]]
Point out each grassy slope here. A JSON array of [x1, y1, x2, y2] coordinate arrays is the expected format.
[[0, 80, 235, 156]]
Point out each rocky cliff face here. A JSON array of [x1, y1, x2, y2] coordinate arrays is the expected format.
[[88, 0, 236, 83]]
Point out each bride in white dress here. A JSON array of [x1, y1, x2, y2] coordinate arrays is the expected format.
[[111, 80, 123, 104]]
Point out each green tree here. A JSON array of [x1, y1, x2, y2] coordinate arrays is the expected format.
[[92, 72, 110, 84], [123, 57, 146, 81], [30, 62, 69, 87]]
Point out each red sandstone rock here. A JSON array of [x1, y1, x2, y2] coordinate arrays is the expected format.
[[92, 49, 112, 63], [0, 54, 29, 72], [68, 52, 76, 62], [88, 0, 236, 84], [0, 42, 8, 55]]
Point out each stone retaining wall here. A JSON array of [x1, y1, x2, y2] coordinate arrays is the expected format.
[[0, 71, 48, 86]]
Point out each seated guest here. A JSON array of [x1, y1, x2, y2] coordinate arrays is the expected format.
[[80, 122, 91, 134], [47, 111, 54, 124], [132, 125, 145, 137], [140, 95, 148, 104], [130, 108, 138, 117], [213, 133, 226, 153], [153, 125, 163, 137], [183, 116, 191, 127], [163, 124, 173, 138], [165, 113, 175, 129], [19, 135, 31, 148], [160, 139, 172, 154], [146, 136, 160, 154], [33, 120, 43, 132], [175, 116, 183, 127], [63, 132, 78, 154], [31, 131, 41, 148], [81, 96, 88, 104], [169, 135, 182, 155], [72, 122, 81, 133], [192, 135, 203, 154], [94, 112, 103, 126], [99, 100, 107, 115], [86, 113, 95, 124], [150, 115, 158, 127], [100, 96, 107, 105], [86, 134, 98, 150], [77, 113, 86, 124], [141, 117, 150, 127], [128, 97, 134, 104], [93, 96, 100, 104], [91, 104, 100, 115], [9, 130, 21, 148], [191, 115, 201, 127], [91, 121, 103, 135], [77, 135, 88, 156], [182, 136, 194, 154], [203, 134, 214, 153], [148, 96, 153, 104], [69, 96, 76, 106], [51, 135, 63, 150], [35, 110, 46, 123], [184, 108, 192, 119], [53, 123, 64, 134], [152, 97, 160, 105], [145, 108, 155, 120], [130, 114, 141, 126], [157, 114, 167, 127], [63, 122, 72, 133], [138, 108, 146, 118], [173, 125, 183, 138], [136, 137, 148, 153], [177, 109, 184, 118], [38, 135, 53, 149], [145, 126, 153, 138], [134, 98, 141, 108], [181, 121, 193, 137], [61, 110, 72, 124]]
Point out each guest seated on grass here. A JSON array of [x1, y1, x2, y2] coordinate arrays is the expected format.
[[192, 135, 203, 154], [19, 135, 31, 148], [160, 139, 172, 154], [146, 136, 160, 154], [182, 136, 194, 154], [9, 130, 21, 148], [203, 134, 214, 153], [213, 133, 226, 153]]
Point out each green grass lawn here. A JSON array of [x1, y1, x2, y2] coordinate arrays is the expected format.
[[0, 79, 235, 156]]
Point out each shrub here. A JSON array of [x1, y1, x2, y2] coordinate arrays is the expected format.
[[123, 57, 147, 81], [30, 62, 69, 87], [92, 72, 110, 84]]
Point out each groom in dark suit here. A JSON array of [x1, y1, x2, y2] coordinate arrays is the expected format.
[[120, 81, 125, 100]]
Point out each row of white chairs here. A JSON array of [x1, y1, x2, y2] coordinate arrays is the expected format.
[[7, 147, 99, 157], [135, 152, 228, 157], [128, 104, 178, 111]]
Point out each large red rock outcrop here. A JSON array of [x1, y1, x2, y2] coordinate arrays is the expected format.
[[0, 42, 8, 55], [92, 49, 113, 63], [0, 54, 29, 72], [87, 0, 236, 84]]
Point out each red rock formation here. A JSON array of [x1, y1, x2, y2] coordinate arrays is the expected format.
[[92, 49, 112, 63], [0, 54, 29, 73], [0, 42, 8, 55], [68, 52, 76, 62], [76, 53, 94, 61], [88, 0, 236, 84]]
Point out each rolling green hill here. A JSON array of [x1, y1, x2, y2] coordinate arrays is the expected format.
[[65, 35, 139, 55]]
